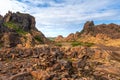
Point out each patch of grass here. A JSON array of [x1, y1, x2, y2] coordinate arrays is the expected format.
[[3, 21, 17, 29], [0, 42, 3, 48], [3, 22, 27, 35], [71, 41, 94, 47], [55, 43, 62, 47], [83, 42, 94, 47], [16, 28, 28, 35], [71, 41, 82, 47], [117, 29, 120, 32], [47, 37, 55, 41], [34, 36, 43, 43]]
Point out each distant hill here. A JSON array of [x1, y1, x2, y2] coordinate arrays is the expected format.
[[0, 11, 49, 48]]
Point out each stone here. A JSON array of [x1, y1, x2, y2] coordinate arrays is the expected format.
[[31, 70, 50, 80], [9, 72, 33, 80]]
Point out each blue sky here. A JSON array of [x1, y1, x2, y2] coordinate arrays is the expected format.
[[0, 0, 120, 37]]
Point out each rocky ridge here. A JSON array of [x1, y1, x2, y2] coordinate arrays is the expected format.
[[55, 21, 120, 42]]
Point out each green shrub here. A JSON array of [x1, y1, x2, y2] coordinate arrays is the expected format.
[[71, 41, 94, 47], [47, 37, 55, 41], [3, 22, 27, 35], [71, 42, 83, 47], [84, 42, 94, 47], [55, 43, 62, 47], [0, 43, 3, 48], [4, 21, 17, 29], [34, 36, 43, 43], [16, 28, 27, 35]]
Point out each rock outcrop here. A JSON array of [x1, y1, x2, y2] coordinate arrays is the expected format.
[[0, 11, 49, 48], [83, 21, 94, 32], [65, 32, 80, 42], [65, 33, 75, 42]]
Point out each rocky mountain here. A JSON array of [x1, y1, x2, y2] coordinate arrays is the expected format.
[[56, 21, 120, 42], [0, 11, 49, 48]]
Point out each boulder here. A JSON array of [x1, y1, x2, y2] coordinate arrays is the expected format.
[[31, 70, 50, 80]]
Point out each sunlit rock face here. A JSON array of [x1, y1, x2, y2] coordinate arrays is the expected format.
[[56, 21, 120, 42], [81, 21, 120, 39]]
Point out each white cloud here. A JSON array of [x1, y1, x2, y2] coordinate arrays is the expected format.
[[0, 0, 120, 37], [0, 0, 29, 15]]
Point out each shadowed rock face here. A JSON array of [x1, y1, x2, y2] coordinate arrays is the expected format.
[[0, 15, 3, 21], [0, 11, 49, 48], [3, 11, 37, 31], [83, 21, 94, 31]]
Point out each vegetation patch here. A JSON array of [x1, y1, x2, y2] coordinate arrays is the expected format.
[[0, 42, 3, 48], [3, 22, 27, 35], [71, 41, 94, 47], [47, 37, 55, 41], [55, 43, 62, 47], [34, 36, 43, 43]]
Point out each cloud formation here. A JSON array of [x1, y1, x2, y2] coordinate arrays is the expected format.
[[0, 0, 120, 37]]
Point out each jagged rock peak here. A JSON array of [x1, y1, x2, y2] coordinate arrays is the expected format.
[[3, 11, 37, 32], [83, 21, 94, 30]]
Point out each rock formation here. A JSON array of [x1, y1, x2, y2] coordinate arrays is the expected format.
[[65, 32, 80, 42], [81, 21, 120, 39], [55, 35, 64, 42], [56, 21, 120, 42], [0, 11, 49, 48], [65, 33, 75, 42]]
